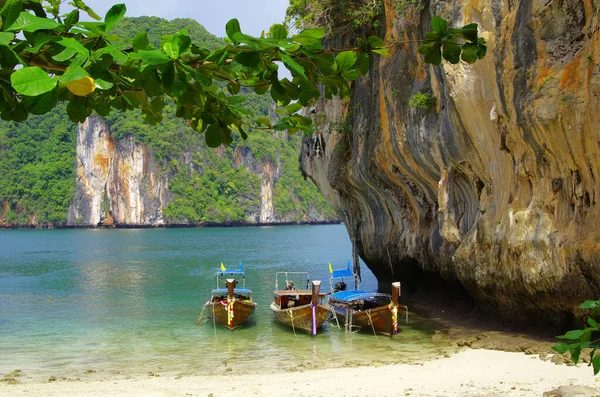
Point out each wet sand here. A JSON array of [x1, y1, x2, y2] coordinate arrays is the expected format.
[[1, 348, 598, 396]]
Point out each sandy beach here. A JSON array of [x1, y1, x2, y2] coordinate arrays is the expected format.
[[2, 348, 598, 397]]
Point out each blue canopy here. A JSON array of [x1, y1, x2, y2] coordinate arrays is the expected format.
[[216, 263, 245, 276], [211, 288, 252, 295], [329, 290, 390, 303], [331, 259, 355, 279]]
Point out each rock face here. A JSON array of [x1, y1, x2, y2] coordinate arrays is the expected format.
[[68, 117, 171, 226], [300, 0, 600, 325], [68, 117, 330, 227]]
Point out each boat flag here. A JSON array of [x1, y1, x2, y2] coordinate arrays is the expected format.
[[220, 262, 226, 271], [328, 262, 333, 274]]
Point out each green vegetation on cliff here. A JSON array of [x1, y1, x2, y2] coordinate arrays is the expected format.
[[0, 16, 336, 226], [0, 106, 76, 225]]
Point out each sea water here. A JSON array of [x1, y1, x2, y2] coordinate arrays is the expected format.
[[0, 225, 449, 381]]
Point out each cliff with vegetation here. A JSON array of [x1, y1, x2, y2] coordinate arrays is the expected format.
[[300, 0, 600, 325], [0, 16, 337, 228]]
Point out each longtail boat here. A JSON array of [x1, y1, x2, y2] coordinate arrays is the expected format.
[[201, 264, 258, 330], [270, 272, 330, 336], [328, 261, 408, 336]]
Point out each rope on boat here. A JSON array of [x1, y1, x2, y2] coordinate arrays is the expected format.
[[329, 306, 341, 329], [197, 306, 209, 326], [365, 309, 381, 345], [287, 308, 298, 339]]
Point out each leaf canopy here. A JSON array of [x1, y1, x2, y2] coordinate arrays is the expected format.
[[0, 2, 485, 147]]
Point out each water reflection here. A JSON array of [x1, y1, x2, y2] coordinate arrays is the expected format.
[[0, 226, 449, 381]]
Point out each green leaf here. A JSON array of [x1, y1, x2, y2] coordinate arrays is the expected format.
[[0, 0, 22, 31], [285, 102, 303, 114], [342, 69, 360, 80], [205, 122, 223, 148], [442, 42, 461, 64], [296, 28, 325, 39], [367, 36, 385, 49], [452, 23, 478, 42], [94, 78, 113, 90], [225, 95, 245, 105], [73, 21, 105, 36], [172, 30, 191, 57], [419, 42, 442, 65], [66, 96, 91, 123], [0, 32, 15, 46], [69, 0, 101, 20], [552, 342, 571, 354], [239, 125, 248, 140], [227, 81, 240, 95], [104, 3, 126, 32], [161, 62, 187, 96], [139, 50, 172, 65], [23, 87, 57, 115], [269, 24, 288, 40], [63, 9, 79, 30], [255, 117, 271, 127], [234, 51, 261, 68], [588, 317, 600, 329], [57, 64, 89, 84], [431, 16, 448, 34], [6, 11, 59, 32], [52, 47, 77, 62], [133, 31, 150, 51], [571, 346, 582, 364], [461, 43, 479, 64], [593, 353, 600, 375], [335, 51, 357, 73], [371, 48, 389, 56], [281, 53, 307, 80], [580, 300, 600, 310], [57, 37, 89, 57], [557, 330, 586, 340], [11, 66, 57, 96], [226, 18, 241, 44]]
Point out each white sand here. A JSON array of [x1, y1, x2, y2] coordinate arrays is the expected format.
[[1, 348, 599, 397]]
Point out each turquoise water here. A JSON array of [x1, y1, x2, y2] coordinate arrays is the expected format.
[[0, 225, 448, 381]]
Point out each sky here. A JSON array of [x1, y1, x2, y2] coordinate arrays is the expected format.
[[83, 0, 290, 38]]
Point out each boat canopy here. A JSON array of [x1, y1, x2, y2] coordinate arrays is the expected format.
[[329, 290, 390, 303], [216, 269, 246, 276], [330, 259, 354, 279], [211, 288, 252, 295]]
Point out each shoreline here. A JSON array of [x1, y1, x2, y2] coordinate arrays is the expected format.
[[2, 348, 598, 396], [0, 220, 343, 230]]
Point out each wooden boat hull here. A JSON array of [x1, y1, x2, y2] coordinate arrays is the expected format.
[[331, 303, 405, 335], [204, 299, 258, 330], [270, 302, 330, 334]]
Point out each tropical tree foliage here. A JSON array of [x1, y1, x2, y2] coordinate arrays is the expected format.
[[553, 300, 600, 375], [0, 0, 486, 149], [0, 15, 339, 226]]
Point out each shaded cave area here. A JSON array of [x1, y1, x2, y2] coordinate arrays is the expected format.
[[368, 258, 570, 336]]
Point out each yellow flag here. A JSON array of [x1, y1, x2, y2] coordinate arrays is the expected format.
[[220, 262, 226, 271], [328, 262, 333, 274]]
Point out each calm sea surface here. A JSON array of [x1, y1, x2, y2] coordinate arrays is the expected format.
[[0, 225, 449, 381]]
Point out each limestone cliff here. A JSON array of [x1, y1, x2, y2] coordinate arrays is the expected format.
[[68, 117, 333, 227], [301, 0, 600, 325], [68, 117, 171, 226]]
